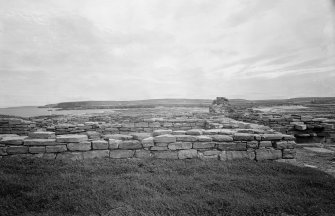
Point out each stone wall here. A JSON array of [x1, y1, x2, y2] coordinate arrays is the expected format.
[[229, 111, 335, 144], [0, 129, 296, 162], [0, 118, 37, 135]]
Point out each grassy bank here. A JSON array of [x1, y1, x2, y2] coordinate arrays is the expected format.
[[1, 158, 335, 216]]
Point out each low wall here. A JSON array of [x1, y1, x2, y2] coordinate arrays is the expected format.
[[229, 112, 335, 144], [0, 118, 37, 135], [0, 129, 296, 162]]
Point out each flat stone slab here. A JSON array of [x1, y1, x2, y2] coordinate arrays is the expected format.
[[303, 147, 334, 154], [28, 131, 56, 139], [24, 139, 57, 146], [0, 136, 27, 145], [56, 135, 88, 143]]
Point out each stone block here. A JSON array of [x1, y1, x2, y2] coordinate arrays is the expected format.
[[193, 142, 215, 149], [211, 135, 233, 142], [295, 124, 307, 131], [172, 130, 186, 135], [175, 135, 197, 142], [148, 122, 161, 128], [6, 146, 29, 154], [196, 136, 212, 142], [203, 129, 234, 135], [259, 141, 273, 148], [261, 134, 283, 141], [92, 140, 109, 150], [168, 142, 192, 150], [219, 151, 255, 161], [202, 150, 221, 156], [178, 149, 198, 159], [83, 150, 110, 159], [154, 134, 176, 143], [233, 133, 255, 141], [46, 145, 67, 153], [273, 141, 296, 150], [216, 142, 246, 151], [0, 136, 27, 145], [135, 122, 149, 127], [152, 129, 172, 136], [109, 139, 122, 149], [110, 150, 134, 158], [24, 139, 57, 146], [185, 129, 203, 136], [67, 142, 91, 151], [135, 150, 151, 158], [29, 146, 46, 154], [152, 151, 178, 159], [150, 146, 168, 151], [56, 152, 83, 160], [86, 131, 101, 140], [103, 134, 132, 141], [246, 141, 258, 149], [56, 135, 88, 143], [282, 149, 296, 159], [255, 149, 282, 161], [131, 133, 151, 141], [118, 140, 142, 150], [141, 137, 154, 148], [28, 131, 56, 139]]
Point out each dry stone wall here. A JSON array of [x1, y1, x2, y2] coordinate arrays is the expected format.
[[0, 118, 37, 135], [0, 129, 296, 162]]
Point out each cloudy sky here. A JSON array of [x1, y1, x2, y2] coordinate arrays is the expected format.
[[0, 0, 334, 107]]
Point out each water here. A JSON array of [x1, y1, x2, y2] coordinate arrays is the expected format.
[[0, 106, 115, 118]]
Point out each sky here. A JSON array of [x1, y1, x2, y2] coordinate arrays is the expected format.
[[0, 0, 334, 107]]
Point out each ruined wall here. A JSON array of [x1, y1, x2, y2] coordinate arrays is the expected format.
[[0, 118, 37, 135], [229, 112, 335, 144], [0, 129, 296, 162]]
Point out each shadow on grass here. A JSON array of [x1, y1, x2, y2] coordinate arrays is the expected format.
[[1, 158, 335, 216]]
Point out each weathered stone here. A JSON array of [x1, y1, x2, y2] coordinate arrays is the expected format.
[[246, 141, 258, 149], [67, 142, 91, 151], [24, 139, 57, 146], [193, 142, 215, 149], [202, 150, 221, 156], [155, 142, 169, 147], [195, 135, 211, 142], [220, 151, 255, 161], [273, 141, 296, 150], [168, 142, 192, 150], [148, 122, 161, 128], [0, 136, 27, 145], [103, 134, 132, 141], [203, 129, 234, 135], [46, 145, 67, 153], [92, 140, 109, 150], [131, 133, 151, 141], [211, 135, 233, 142], [118, 140, 142, 150], [56, 135, 88, 143], [135, 122, 149, 127], [150, 146, 168, 151], [175, 135, 197, 142], [135, 150, 151, 158], [109, 139, 122, 149], [259, 141, 273, 148], [6, 146, 29, 154], [141, 137, 154, 148], [152, 151, 178, 159], [295, 124, 307, 131], [233, 133, 255, 141], [86, 131, 101, 140], [28, 131, 56, 139], [82, 150, 110, 159], [178, 149, 198, 159], [255, 149, 282, 161], [216, 142, 246, 151], [152, 129, 173, 136], [0, 147, 7, 156], [154, 134, 176, 143], [261, 134, 283, 141], [109, 150, 134, 158], [282, 149, 296, 159], [172, 130, 186, 135], [56, 152, 83, 160], [185, 129, 203, 136], [29, 146, 46, 154]]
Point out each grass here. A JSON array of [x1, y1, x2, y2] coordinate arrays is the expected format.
[[0, 158, 335, 216]]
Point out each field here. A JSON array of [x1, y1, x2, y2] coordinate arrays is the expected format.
[[1, 158, 335, 216]]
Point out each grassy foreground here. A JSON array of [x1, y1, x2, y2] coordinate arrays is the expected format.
[[0, 158, 335, 216]]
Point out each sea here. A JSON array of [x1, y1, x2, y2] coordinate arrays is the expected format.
[[0, 106, 116, 118]]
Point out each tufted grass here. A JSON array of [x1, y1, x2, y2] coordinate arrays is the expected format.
[[0, 158, 335, 216]]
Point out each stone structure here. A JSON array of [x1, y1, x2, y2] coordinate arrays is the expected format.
[[0, 129, 296, 162], [0, 118, 36, 135], [209, 97, 234, 115]]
